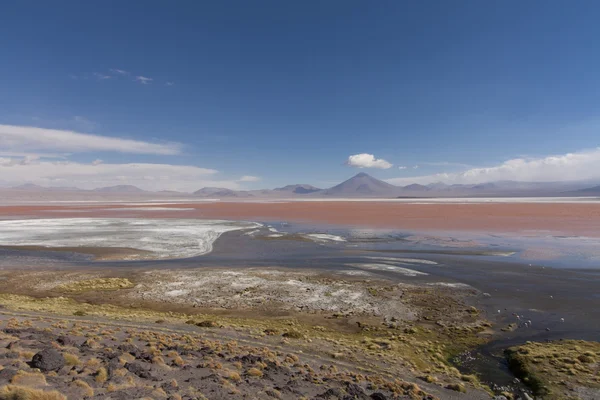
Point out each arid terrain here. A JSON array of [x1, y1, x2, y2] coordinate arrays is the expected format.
[[0, 267, 495, 400]]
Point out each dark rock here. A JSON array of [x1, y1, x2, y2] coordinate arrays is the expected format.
[[345, 383, 369, 399], [125, 362, 158, 380], [56, 336, 75, 346], [30, 348, 65, 371], [279, 379, 303, 395], [196, 320, 218, 328], [5, 341, 19, 350], [231, 354, 263, 364], [317, 388, 345, 398], [107, 357, 123, 377], [370, 394, 387, 400], [0, 351, 19, 359], [102, 349, 121, 360], [138, 352, 155, 362], [0, 368, 18, 382], [118, 343, 141, 357]]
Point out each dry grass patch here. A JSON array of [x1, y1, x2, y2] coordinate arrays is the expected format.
[[57, 278, 134, 293], [63, 352, 80, 366], [18, 351, 35, 360], [151, 388, 168, 398], [247, 368, 263, 378], [222, 369, 241, 382], [10, 371, 47, 387], [95, 367, 108, 383], [0, 385, 66, 400], [84, 357, 101, 369], [71, 380, 94, 397]]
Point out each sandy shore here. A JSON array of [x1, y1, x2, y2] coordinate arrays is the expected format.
[[1, 201, 600, 236]]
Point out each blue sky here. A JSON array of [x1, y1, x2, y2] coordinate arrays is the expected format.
[[1, 1, 600, 190]]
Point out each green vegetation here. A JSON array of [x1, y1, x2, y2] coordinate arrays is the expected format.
[[505, 340, 600, 398]]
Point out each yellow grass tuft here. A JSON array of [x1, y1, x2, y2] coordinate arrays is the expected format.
[[63, 353, 81, 366], [71, 380, 94, 397], [10, 371, 47, 387], [222, 369, 241, 381], [0, 385, 66, 400], [106, 383, 118, 393], [151, 388, 167, 398], [18, 351, 35, 360], [247, 368, 263, 377], [95, 367, 108, 383], [84, 358, 101, 369]]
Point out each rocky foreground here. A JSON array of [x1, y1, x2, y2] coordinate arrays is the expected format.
[[0, 312, 484, 400]]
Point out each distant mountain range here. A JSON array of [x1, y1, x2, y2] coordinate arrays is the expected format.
[[92, 185, 146, 193], [192, 173, 600, 198], [5, 173, 600, 198], [567, 185, 600, 195]]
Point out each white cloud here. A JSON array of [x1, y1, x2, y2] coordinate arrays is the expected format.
[[166, 81, 174, 86], [420, 161, 473, 168], [0, 125, 181, 155], [110, 68, 129, 75], [0, 160, 236, 192], [346, 153, 392, 169], [135, 76, 153, 84], [93, 72, 111, 80], [386, 148, 600, 185], [92, 159, 103, 166], [72, 116, 96, 131], [398, 166, 407, 170], [238, 175, 261, 182]]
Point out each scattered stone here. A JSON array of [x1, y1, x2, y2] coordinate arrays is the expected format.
[[56, 336, 75, 346], [196, 320, 219, 328], [125, 362, 158, 380], [30, 348, 65, 371]]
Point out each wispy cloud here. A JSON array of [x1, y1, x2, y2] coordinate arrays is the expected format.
[[419, 161, 473, 168], [75, 70, 173, 86], [93, 72, 111, 80], [135, 76, 153, 85], [0, 160, 233, 191], [0, 124, 181, 155], [346, 153, 392, 169], [72, 116, 96, 132], [386, 148, 600, 185], [110, 68, 129, 75], [238, 175, 261, 182]]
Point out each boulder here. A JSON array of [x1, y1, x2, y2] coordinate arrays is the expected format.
[[124, 362, 158, 380], [30, 348, 65, 371]]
